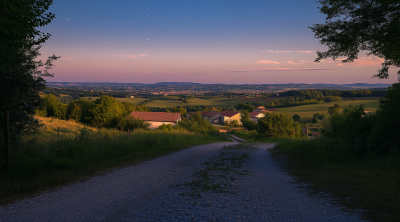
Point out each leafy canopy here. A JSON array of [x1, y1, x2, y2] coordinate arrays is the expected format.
[[310, 0, 400, 79]]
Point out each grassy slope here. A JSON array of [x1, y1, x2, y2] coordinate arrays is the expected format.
[[277, 99, 380, 119], [0, 117, 228, 205], [271, 138, 400, 222]]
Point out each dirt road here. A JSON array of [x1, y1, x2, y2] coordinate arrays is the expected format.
[[0, 142, 367, 222]]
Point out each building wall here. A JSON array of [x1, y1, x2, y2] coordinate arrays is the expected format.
[[250, 113, 265, 123], [203, 114, 222, 123], [147, 121, 177, 129]]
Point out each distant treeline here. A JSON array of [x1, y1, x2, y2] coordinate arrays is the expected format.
[[279, 89, 386, 98]]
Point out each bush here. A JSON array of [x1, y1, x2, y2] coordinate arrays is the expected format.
[[292, 114, 300, 121], [177, 113, 216, 135], [257, 112, 300, 138]]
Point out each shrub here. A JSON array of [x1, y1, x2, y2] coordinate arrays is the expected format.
[[292, 114, 300, 121], [257, 112, 298, 138]]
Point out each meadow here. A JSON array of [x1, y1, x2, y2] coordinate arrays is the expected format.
[[0, 118, 227, 205], [277, 99, 380, 118], [84, 96, 286, 107], [84, 96, 381, 117]]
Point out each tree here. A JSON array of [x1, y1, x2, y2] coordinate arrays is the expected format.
[[310, 1, 400, 79], [1, 0, 58, 168], [292, 114, 301, 121], [257, 112, 300, 138], [89, 96, 125, 126], [328, 104, 342, 116]]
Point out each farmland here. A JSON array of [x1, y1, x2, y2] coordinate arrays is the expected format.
[[83, 96, 381, 118], [277, 99, 381, 118], [83, 96, 284, 107]]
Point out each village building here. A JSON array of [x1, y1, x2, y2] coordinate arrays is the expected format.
[[130, 111, 181, 129], [201, 111, 222, 124], [249, 111, 265, 122], [220, 110, 240, 123]]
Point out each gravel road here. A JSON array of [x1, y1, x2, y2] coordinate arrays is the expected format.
[[0, 142, 368, 222]]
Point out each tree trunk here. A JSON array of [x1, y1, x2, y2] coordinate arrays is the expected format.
[[5, 110, 10, 169]]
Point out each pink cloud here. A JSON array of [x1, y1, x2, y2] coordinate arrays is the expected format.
[[254, 60, 280, 65], [263, 50, 312, 53], [285, 61, 303, 65], [60, 58, 74, 60], [337, 56, 384, 67], [112, 54, 147, 59]]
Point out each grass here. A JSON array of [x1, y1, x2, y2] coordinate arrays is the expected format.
[[36, 117, 93, 140], [277, 99, 381, 119], [0, 118, 228, 205], [83, 96, 291, 107], [271, 138, 400, 222]]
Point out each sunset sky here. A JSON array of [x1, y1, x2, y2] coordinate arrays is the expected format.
[[38, 0, 398, 84]]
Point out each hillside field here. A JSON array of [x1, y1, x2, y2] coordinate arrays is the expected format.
[[84, 96, 283, 107], [83, 96, 381, 119], [277, 99, 380, 118]]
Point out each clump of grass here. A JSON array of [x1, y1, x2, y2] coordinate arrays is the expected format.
[[0, 125, 227, 205], [178, 144, 252, 198], [272, 137, 400, 222]]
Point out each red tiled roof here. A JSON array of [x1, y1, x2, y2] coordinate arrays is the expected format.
[[265, 108, 277, 112], [220, 110, 239, 117], [201, 111, 221, 117], [130, 111, 181, 122], [249, 111, 264, 118]]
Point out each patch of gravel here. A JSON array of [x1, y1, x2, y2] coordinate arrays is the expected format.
[[0, 142, 369, 222]]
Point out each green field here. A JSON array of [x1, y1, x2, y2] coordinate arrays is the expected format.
[[84, 96, 277, 107], [84, 96, 381, 118], [277, 99, 380, 119]]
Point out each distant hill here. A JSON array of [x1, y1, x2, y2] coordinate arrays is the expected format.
[[154, 82, 200, 85]]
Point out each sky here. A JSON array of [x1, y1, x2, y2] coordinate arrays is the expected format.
[[38, 0, 398, 84]]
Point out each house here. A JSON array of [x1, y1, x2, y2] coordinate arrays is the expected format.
[[220, 110, 240, 123], [249, 111, 265, 122], [201, 111, 222, 124], [130, 111, 181, 129]]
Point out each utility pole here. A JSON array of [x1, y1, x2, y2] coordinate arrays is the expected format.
[[307, 123, 309, 137], [5, 110, 10, 169]]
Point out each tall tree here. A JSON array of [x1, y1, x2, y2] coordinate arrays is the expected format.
[[310, 0, 400, 79], [0, 0, 58, 168]]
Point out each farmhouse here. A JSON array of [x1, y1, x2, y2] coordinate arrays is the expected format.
[[130, 111, 181, 129], [220, 110, 240, 123], [249, 111, 265, 122], [201, 111, 222, 124]]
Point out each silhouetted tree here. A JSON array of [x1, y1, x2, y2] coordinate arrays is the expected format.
[[310, 0, 400, 79]]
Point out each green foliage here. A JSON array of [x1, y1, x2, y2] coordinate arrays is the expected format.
[[366, 83, 400, 155], [312, 112, 325, 123], [37, 94, 67, 119], [89, 95, 126, 126], [236, 103, 254, 112], [156, 123, 175, 131], [310, 0, 400, 79], [177, 113, 216, 135], [321, 83, 400, 156], [327, 103, 342, 115], [240, 110, 257, 131], [109, 116, 150, 131], [292, 114, 300, 121], [257, 112, 302, 138]]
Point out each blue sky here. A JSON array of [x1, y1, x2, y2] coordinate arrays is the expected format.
[[38, 0, 398, 84]]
